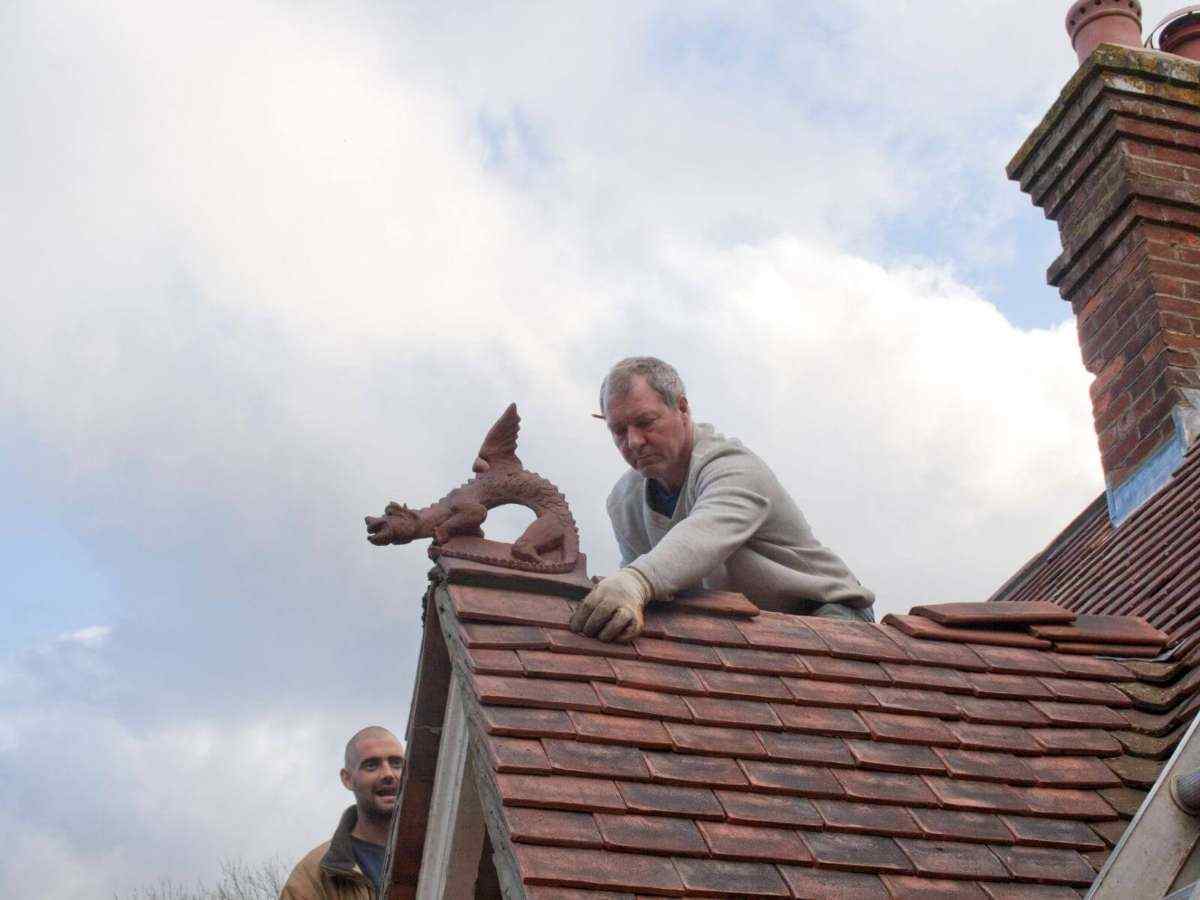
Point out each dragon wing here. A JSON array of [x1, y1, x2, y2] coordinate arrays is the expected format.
[[473, 403, 522, 472]]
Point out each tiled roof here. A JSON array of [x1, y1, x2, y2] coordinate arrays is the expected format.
[[991, 442, 1200, 663], [424, 575, 1200, 898]]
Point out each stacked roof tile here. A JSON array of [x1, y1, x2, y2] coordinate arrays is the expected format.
[[416, 573, 1200, 898], [992, 443, 1200, 663]]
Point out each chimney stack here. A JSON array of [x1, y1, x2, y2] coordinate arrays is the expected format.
[[1010, 23, 1200, 524]]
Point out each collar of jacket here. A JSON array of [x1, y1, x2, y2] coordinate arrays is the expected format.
[[320, 805, 368, 881]]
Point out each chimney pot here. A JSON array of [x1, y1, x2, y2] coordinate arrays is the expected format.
[[1065, 0, 1143, 65], [1162, 11, 1200, 61]]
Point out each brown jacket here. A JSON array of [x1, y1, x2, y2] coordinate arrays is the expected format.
[[280, 806, 375, 900]]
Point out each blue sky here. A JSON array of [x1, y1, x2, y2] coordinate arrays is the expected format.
[[0, 2, 1182, 897]]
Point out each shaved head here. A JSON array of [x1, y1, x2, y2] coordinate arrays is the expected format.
[[344, 725, 401, 769]]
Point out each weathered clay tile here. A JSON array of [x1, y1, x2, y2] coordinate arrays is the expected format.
[[664, 722, 769, 759], [594, 683, 693, 721], [911, 601, 1074, 627], [965, 672, 1054, 701], [568, 711, 674, 749], [882, 663, 974, 694], [1049, 653, 1134, 681], [884, 614, 1053, 650], [488, 736, 553, 774], [908, 808, 1014, 845], [715, 645, 808, 676], [777, 867, 890, 900], [615, 781, 725, 820], [771, 703, 870, 738], [832, 768, 941, 807], [643, 750, 749, 788], [1054, 641, 1161, 658], [881, 874, 991, 898], [609, 658, 706, 694], [517, 650, 617, 682], [649, 613, 748, 647], [633, 636, 722, 669], [803, 618, 911, 662], [696, 820, 812, 862], [1083, 847, 1111, 871], [459, 621, 549, 650], [450, 585, 573, 628], [716, 790, 823, 828], [696, 668, 792, 701], [922, 776, 1028, 815], [804, 655, 892, 685], [735, 615, 828, 653], [989, 844, 1096, 886], [784, 677, 879, 709], [1025, 755, 1123, 789], [883, 629, 990, 671], [464, 647, 526, 675], [670, 588, 761, 619], [970, 645, 1065, 678], [946, 721, 1042, 755], [544, 627, 639, 658], [868, 686, 962, 719], [814, 798, 923, 837], [524, 888, 632, 900], [1028, 727, 1123, 757], [479, 705, 576, 740], [846, 739, 945, 775], [1000, 814, 1107, 851], [1030, 700, 1129, 728], [503, 807, 604, 847], [1104, 754, 1164, 789], [669, 857, 791, 897], [1089, 818, 1129, 846], [895, 838, 1008, 879], [933, 748, 1036, 786], [475, 675, 602, 712], [683, 695, 782, 729], [1121, 659, 1182, 683], [542, 738, 652, 781], [594, 813, 709, 857], [497, 773, 627, 812], [1036, 676, 1132, 708], [512, 845, 685, 894], [1112, 724, 1185, 759], [1017, 786, 1118, 820], [1030, 614, 1168, 646], [860, 711, 960, 747], [979, 883, 1081, 899], [738, 760, 845, 798], [799, 831, 915, 873], [956, 696, 1050, 728], [757, 730, 855, 768]]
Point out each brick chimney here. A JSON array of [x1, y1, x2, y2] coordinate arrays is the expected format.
[[1009, 42, 1200, 524]]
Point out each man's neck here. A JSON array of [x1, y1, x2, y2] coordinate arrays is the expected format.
[[351, 809, 390, 846]]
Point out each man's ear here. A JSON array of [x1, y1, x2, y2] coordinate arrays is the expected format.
[[677, 394, 690, 417], [340, 768, 352, 790]]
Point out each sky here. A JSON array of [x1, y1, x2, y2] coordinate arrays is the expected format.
[[0, 1, 1182, 897]]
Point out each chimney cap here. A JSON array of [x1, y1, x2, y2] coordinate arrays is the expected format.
[[1148, 5, 1200, 53]]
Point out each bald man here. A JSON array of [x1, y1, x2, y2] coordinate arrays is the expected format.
[[281, 726, 405, 900]]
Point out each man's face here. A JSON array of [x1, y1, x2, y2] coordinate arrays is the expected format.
[[340, 736, 405, 821], [605, 375, 692, 491]]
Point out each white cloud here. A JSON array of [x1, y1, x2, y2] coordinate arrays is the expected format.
[[56, 625, 113, 647]]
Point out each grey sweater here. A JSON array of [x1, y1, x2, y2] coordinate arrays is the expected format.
[[607, 422, 874, 613]]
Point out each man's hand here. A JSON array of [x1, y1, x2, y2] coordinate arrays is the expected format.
[[570, 568, 654, 643]]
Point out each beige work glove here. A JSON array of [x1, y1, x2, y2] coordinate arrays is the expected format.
[[570, 568, 655, 643]]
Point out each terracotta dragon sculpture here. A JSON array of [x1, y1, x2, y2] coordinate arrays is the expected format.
[[364, 403, 580, 573]]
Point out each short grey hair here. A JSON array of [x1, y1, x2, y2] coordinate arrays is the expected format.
[[600, 357, 686, 414]]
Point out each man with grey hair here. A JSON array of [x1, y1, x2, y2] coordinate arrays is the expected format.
[[570, 356, 874, 643], [281, 726, 405, 900]]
